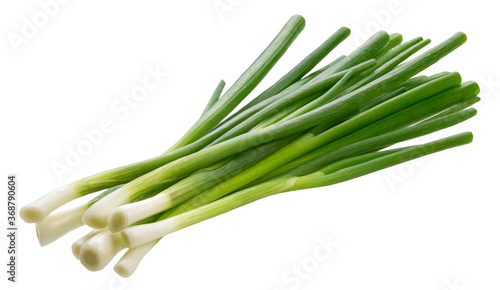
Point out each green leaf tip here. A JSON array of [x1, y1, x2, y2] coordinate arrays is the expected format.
[[288, 14, 306, 29]]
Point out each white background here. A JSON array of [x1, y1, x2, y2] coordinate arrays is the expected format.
[[1, 0, 499, 289]]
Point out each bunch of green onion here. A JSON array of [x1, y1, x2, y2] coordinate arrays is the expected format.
[[21, 15, 480, 277]]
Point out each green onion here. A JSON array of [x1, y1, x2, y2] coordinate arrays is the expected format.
[[20, 15, 480, 278]]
